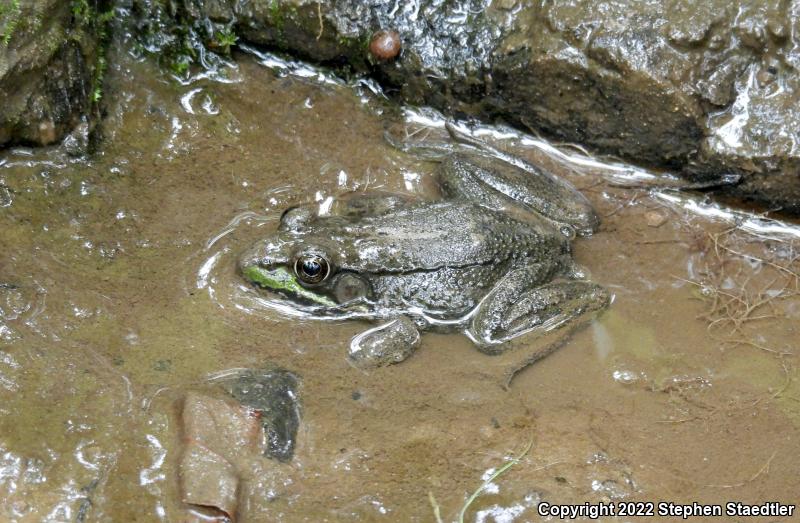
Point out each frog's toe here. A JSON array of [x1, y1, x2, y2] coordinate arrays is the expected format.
[[348, 317, 421, 369]]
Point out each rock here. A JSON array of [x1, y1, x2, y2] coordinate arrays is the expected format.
[[0, 0, 110, 147], [180, 392, 255, 519], [135, 0, 800, 212], [221, 367, 301, 463], [178, 368, 302, 519], [644, 211, 668, 228]]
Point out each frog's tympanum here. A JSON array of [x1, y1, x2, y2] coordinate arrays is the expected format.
[[239, 149, 609, 373]]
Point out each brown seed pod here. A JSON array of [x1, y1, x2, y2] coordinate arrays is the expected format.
[[369, 29, 401, 61]]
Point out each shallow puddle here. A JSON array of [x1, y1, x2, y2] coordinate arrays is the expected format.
[[1, 35, 799, 523]]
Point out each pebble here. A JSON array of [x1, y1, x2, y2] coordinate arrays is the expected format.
[[644, 210, 668, 227], [369, 30, 401, 61]]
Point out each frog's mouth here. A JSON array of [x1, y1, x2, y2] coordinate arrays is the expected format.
[[242, 265, 338, 308]]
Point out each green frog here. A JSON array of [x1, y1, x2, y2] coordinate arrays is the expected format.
[[239, 147, 609, 374]]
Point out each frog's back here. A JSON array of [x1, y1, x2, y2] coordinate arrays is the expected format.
[[315, 200, 565, 273]]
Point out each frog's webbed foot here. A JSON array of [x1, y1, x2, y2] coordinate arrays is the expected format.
[[467, 263, 609, 387], [348, 316, 421, 369]]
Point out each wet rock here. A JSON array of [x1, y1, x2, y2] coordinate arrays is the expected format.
[[136, 0, 800, 212], [221, 367, 301, 462], [180, 392, 258, 519], [178, 368, 301, 519], [0, 0, 110, 147]]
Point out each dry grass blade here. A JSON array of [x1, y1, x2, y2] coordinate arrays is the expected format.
[[704, 451, 778, 489], [674, 225, 799, 360], [457, 439, 533, 523], [429, 491, 444, 523]]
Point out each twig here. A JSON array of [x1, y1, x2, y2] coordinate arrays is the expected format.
[[316, 3, 324, 40]]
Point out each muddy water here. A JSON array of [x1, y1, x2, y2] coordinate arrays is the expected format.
[[1, 41, 799, 522]]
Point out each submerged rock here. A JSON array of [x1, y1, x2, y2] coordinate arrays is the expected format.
[[178, 368, 301, 519], [180, 392, 254, 519], [136, 0, 800, 211], [0, 0, 110, 147], [222, 367, 301, 463]]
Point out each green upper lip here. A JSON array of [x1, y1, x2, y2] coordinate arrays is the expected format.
[[242, 265, 337, 307]]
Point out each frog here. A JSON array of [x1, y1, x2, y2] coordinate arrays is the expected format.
[[238, 143, 609, 377]]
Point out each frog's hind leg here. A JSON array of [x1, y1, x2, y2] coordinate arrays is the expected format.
[[466, 263, 609, 386], [437, 151, 600, 236]]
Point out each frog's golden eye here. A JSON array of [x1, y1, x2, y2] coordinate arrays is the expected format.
[[294, 254, 330, 284]]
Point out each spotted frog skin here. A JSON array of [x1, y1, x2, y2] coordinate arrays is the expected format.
[[239, 149, 609, 371]]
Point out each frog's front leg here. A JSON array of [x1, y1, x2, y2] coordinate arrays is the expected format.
[[466, 263, 609, 384], [348, 316, 421, 369]]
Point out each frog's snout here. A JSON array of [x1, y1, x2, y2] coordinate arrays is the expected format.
[[238, 242, 290, 292], [238, 241, 286, 278], [238, 243, 264, 277]]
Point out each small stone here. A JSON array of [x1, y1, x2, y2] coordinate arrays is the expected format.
[[756, 67, 776, 87], [63, 121, 90, 157], [37, 121, 56, 145], [369, 30, 401, 61], [644, 211, 667, 228], [0, 185, 12, 208]]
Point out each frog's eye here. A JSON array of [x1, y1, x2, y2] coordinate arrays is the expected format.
[[294, 254, 330, 284]]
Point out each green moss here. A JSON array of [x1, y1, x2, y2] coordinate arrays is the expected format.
[[264, 1, 304, 50], [265, 0, 288, 49], [71, 0, 91, 26], [165, 29, 198, 77], [14, 11, 43, 37], [213, 27, 238, 54], [269, 0, 284, 30], [0, 0, 22, 46], [91, 55, 106, 102], [88, 7, 115, 106]]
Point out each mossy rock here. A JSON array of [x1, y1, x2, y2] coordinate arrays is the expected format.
[[0, 0, 112, 147]]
